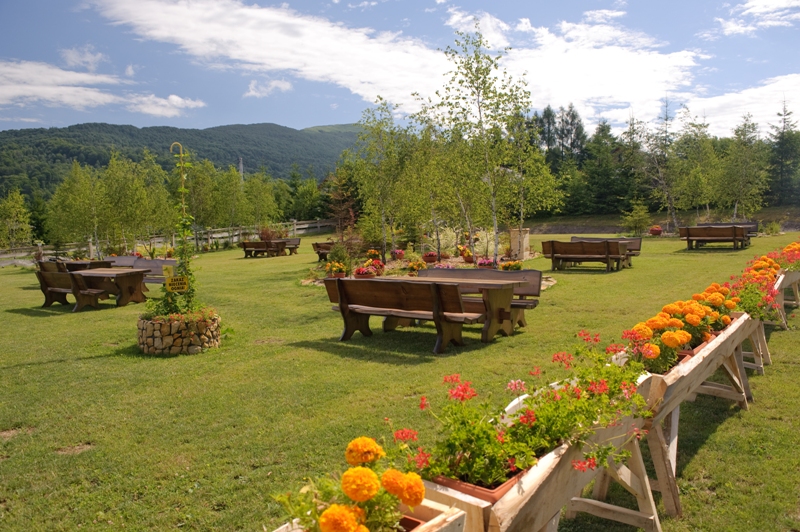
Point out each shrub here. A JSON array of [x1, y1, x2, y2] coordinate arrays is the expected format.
[[764, 221, 781, 235], [621, 202, 651, 236]]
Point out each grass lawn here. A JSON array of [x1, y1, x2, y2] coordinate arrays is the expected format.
[[1, 233, 799, 531]]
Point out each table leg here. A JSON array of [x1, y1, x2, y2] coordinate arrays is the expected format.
[[480, 287, 514, 343], [115, 274, 147, 306]]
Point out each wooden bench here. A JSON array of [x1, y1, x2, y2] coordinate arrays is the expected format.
[[313, 242, 333, 261], [239, 241, 268, 258], [679, 226, 750, 250], [570, 236, 642, 267], [285, 238, 301, 255], [541, 240, 627, 272], [325, 278, 486, 354], [417, 268, 542, 328], [697, 221, 758, 237], [69, 272, 109, 312], [133, 258, 177, 285], [35, 271, 108, 312], [37, 260, 67, 272]]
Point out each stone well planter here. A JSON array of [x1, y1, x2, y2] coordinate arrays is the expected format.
[[137, 314, 221, 355]]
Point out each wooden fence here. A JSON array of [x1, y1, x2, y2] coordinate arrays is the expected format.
[[0, 219, 337, 261]]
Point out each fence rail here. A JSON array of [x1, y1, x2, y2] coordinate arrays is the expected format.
[[0, 219, 338, 260]]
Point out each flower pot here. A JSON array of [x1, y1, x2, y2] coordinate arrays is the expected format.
[[354, 273, 376, 279], [463, 255, 474, 264], [422, 256, 437, 264], [391, 251, 405, 260], [649, 228, 662, 236], [432, 471, 524, 504], [399, 515, 425, 532], [477, 264, 495, 270], [329, 272, 346, 278]]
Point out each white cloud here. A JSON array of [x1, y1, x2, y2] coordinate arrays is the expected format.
[[89, 0, 449, 112], [684, 73, 800, 136], [126, 94, 206, 117], [710, 0, 800, 37], [125, 64, 136, 76], [445, 7, 511, 48], [60, 45, 107, 72], [0, 60, 204, 117], [0, 116, 42, 123], [583, 10, 626, 24], [330, 103, 339, 110], [244, 79, 292, 98]]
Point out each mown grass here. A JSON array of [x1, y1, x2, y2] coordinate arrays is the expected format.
[[1, 233, 799, 531]]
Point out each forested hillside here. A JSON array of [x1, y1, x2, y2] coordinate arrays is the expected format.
[[0, 122, 360, 198]]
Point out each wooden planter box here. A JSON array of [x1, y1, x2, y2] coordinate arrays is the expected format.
[[423, 415, 660, 532], [638, 312, 767, 517], [272, 500, 465, 532], [772, 269, 800, 328]]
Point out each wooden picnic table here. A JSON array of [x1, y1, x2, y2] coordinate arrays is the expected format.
[[73, 268, 150, 307], [391, 276, 527, 342]]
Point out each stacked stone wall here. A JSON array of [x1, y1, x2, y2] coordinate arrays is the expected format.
[[137, 316, 221, 355]]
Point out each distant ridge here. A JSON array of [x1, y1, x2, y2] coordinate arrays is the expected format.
[[0, 122, 361, 198]]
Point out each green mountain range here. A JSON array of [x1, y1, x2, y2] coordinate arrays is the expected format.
[[0, 122, 361, 198]]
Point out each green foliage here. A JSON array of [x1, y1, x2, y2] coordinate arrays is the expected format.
[[0, 189, 32, 248], [620, 201, 651, 236], [764, 220, 782, 235]]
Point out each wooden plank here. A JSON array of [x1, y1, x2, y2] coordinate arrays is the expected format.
[[422, 480, 491, 532], [567, 499, 659, 531], [645, 422, 681, 517], [696, 383, 747, 403]]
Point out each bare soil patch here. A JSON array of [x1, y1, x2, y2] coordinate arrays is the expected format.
[[55, 443, 93, 455]]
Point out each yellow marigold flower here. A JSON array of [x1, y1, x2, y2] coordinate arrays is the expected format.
[[633, 323, 653, 340], [707, 294, 724, 307], [661, 331, 682, 349], [643, 343, 661, 359], [657, 312, 671, 320], [662, 304, 682, 315], [667, 318, 684, 328], [724, 300, 736, 310], [676, 330, 692, 345], [380, 469, 406, 497], [684, 314, 702, 327], [342, 467, 380, 502], [345, 437, 385, 466], [710, 311, 720, 321], [320, 505, 359, 532], [721, 315, 731, 325]]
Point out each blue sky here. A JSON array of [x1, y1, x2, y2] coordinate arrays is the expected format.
[[0, 0, 798, 137]]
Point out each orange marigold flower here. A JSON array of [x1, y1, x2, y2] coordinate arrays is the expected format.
[[684, 314, 702, 326], [719, 287, 730, 296], [662, 303, 682, 315], [692, 293, 704, 301], [320, 504, 359, 532], [702, 332, 712, 342], [732, 297, 741, 303], [676, 330, 692, 345], [722, 315, 732, 325], [633, 323, 653, 340], [661, 331, 683, 349], [381, 469, 425, 508], [643, 343, 661, 359], [341, 467, 380, 502], [724, 300, 736, 310], [646, 317, 668, 330], [667, 318, 684, 329], [345, 437, 386, 466], [356, 526, 369, 532]]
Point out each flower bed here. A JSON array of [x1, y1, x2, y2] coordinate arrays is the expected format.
[[137, 311, 221, 355]]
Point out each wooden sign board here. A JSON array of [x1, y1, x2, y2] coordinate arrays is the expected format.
[[166, 276, 188, 293]]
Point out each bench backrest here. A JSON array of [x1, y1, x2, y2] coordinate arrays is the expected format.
[[285, 238, 300, 246], [544, 240, 626, 257], [313, 242, 333, 252], [330, 279, 466, 315], [38, 260, 62, 272], [38, 271, 73, 290], [107, 256, 138, 267], [417, 268, 542, 297], [697, 222, 757, 234], [134, 258, 177, 276], [241, 241, 267, 249], [683, 226, 747, 239], [570, 236, 642, 252]]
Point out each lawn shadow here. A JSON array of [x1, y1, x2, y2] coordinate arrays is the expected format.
[[673, 246, 749, 254], [0, 348, 136, 370], [5, 302, 118, 317], [291, 325, 487, 366]]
